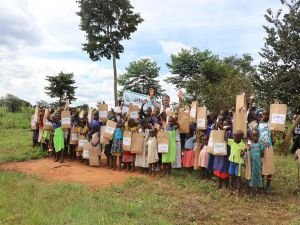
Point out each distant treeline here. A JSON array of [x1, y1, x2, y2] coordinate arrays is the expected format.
[[0, 94, 31, 112]]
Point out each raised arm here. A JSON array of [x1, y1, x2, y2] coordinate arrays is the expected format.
[[173, 89, 184, 111], [149, 88, 161, 110]]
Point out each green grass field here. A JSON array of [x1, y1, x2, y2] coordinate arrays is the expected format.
[[0, 111, 300, 225]]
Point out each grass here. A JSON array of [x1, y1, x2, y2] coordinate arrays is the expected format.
[[0, 111, 300, 224]]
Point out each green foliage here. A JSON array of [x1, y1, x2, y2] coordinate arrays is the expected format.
[[0, 94, 31, 113], [77, 0, 143, 105], [166, 48, 255, 114], [253, 0, 300, 113], [118, 58, 165, 97], [44, 72, 77, 105], [76, 103, 89, 111], [0, 111, 46, 163], [0, 109, 32, 129]]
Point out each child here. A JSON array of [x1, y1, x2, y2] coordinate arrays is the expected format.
[[147, 129, 159, 176], [213, 119, 232, 188], [227, 129, 246, 193], [111, 120, 124, 171], [258, 109, 274, 193], [246, 129, 265, 194], [89, 111, 101, 165], [136, 119, 150, 173], [182, 131, 196, 172], [150, 108, 160, 125], [161, 116, 178, 176], [140, 100, 152, 121], [69, 110, 79, 160], [48, 110, 65, 163], [207, 115, 218, 179], [199, 136, 209, 179], [123, 118, 137, 172]]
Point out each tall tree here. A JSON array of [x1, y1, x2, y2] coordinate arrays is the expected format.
[[118, 58, 165, 97], [45, 72, 77, 105], [166, 48, 255, 114], [253, 0, 300, 112], [77, 0, 144, 106]]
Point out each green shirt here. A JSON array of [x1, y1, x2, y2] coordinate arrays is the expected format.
[[228, 139, 246, 164]]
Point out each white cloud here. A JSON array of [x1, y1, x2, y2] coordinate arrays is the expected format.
[[159, 40, 191, 56], [0, 0, 282, 109]]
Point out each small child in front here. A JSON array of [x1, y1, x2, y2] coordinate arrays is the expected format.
[[245, 129, 265, 194], [147, 129, 159, 176], [111, 120, 123, 171], [227, 130, 246, 193], [182, 131, 196, 172]]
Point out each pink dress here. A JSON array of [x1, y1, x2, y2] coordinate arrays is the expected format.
[[199, 145, 209, 168]]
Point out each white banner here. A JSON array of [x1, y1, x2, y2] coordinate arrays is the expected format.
[[123, 90, 154, 110]]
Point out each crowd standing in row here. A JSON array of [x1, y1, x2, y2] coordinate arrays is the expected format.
[[31, 89, 293, 195]]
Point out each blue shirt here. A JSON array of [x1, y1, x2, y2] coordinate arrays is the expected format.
[[113, 128, 123, 140], [185, 136, 196, 149]]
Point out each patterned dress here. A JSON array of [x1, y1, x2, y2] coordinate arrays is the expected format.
[[111, 128, 123, 155], [213, 130, 232, 179], [249, 142, 265, 187], [147, 136, 159, 164], [135, 129, 149, 168]]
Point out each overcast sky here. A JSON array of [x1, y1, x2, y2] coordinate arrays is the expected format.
[[0, 0, 281, 108]]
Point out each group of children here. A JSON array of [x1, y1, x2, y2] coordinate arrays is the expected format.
[[32, 91, 277, 195]]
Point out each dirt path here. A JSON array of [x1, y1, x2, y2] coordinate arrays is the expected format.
[[0, 158, 146, 187]]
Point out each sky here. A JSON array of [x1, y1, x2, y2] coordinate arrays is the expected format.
[[0, 0, 282, 108]]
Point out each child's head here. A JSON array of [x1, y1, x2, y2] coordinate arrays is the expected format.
[[168, 116, 175, 127], [128, 118, 136, 128], [149, 129, 156, 137], [160, 112, 167, 121], [53, 111, 61, 122], [217, 115, 224, 128], [93, 111, 99, 121], [262, 108, 269, 122], [117, 120, 123, 128], [223, 119, 231, 130], [251, 129, 259, 143], [140, 119, 148, 129], [153, 108, 159, 116], [145, 107, 152, 117], [233, 130, 244, 143], [229, 107, 235, 117]]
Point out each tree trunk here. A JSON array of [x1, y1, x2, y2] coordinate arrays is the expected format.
[[280, 115, 300, 155], [112, 53, 118, 107]]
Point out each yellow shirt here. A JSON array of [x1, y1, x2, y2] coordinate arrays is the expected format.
[[228, 139, 246, 164]]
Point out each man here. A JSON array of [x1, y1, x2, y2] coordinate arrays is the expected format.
[[149, 88, 183, 113], [291, 114, 300, 154]]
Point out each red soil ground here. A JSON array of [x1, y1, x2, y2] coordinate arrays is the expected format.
[[0, 158, 146, 187]]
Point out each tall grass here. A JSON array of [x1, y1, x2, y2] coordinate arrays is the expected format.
[[0, 110, 45, 163]]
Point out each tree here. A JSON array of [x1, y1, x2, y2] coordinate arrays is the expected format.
[[77, 0, 143, 106], [0, 94, 31, 112], [165, 48, 255, 114], [45, 72, 77, 105], [118, 58, 165, 97], [253, 0, 300, 113]]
